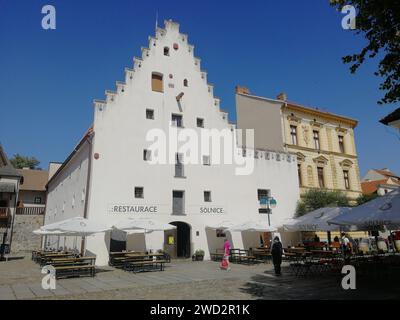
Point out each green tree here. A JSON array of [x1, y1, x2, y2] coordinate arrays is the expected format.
[[330, 0, 400, 104], [295, 189, 350, 217], [356, 193, 379, 205], [10, 154, 40, 169]]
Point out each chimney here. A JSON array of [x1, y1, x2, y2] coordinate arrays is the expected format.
[[276, 92, 287, 101], [235, 86, 250, 95]]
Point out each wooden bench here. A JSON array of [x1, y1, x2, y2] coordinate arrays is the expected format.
[[210, 249, 225, 261], [54, 264, 96, 279], [124, 260, 167, 273], [252, 251, 272, 263], [39, 253, 78, 266], [110, 252, 170, 267], [230, 249, 257, 264], [47, 257, 96, 267]]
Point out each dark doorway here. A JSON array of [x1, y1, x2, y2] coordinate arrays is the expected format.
[[110, 238, 126, 252], [170, 221, 191, 258]]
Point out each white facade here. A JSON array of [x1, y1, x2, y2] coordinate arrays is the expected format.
[[45, 20, 300, 266]]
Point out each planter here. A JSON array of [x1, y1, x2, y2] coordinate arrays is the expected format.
[[192, 254, 204, 261]]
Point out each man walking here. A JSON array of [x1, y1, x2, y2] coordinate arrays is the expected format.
[[271, 236, 283, 276]]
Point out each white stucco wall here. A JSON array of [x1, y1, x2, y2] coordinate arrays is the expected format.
[[44, 141, 90, 250], [45, 20, 300, 266]]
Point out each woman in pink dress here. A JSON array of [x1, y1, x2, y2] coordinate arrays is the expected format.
[[220, 239, 231, 270]]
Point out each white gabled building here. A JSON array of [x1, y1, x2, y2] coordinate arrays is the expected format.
[[45, 20, 300, 266]]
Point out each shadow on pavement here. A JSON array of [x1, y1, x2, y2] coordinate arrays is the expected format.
[[240, 266, 400, 300]]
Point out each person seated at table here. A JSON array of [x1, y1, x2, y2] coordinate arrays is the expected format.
[[314, 234, 320, 243], [333, 236, 340, 243]]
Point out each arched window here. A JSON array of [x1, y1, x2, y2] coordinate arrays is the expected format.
[[151, 72, 163, 92], [183, 79, 188, 87], [164, 47, 170, 56]]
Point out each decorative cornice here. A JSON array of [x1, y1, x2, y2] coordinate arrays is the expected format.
[[336, 126, 348, 134], [287, 114, 301, 125], [285, 144, 358, 159], [284, 104, 358, 128], [339, 159, 353, 169], [313, 155, 329, 166]]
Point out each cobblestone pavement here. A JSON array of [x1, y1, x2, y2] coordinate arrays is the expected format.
[[0, 257, 398, 300]]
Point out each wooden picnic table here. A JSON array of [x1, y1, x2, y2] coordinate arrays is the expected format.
[[49, 256, 96, 263], [39, 253, 78, 266], [310, 250, 336, 255], [125, 253, 165, 258]]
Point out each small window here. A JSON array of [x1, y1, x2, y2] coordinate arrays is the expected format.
[[204, 191, 212, 202], [343, 170, 350, 190], [290, 125, 298, 145], [34, 197, 42, 204], [164, 47, 170, 56], [151, 72, 163, 92], [143, 149, 152, 161], [81, 188, 86, 202], [72, 194, 75, 208], [297, 164, 303, 186], [184, 79, 188, 87], [197, 118, 204, 128], [134, 187, 144, 198], [175, 153, 185, 177], [146, 109, 154, 120], [171, 114, 183, 127], [317, 167, 325, 188], [313, 130, 320, 150], [202, 155, 210, 166], [338, 135, 345, 153]]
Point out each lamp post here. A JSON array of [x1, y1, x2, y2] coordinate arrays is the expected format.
[[260, 196, 277, 227]]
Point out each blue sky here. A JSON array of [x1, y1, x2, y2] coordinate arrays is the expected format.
[[0, 0, 399, 176]]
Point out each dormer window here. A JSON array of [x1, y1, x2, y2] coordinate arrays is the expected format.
[[164, 47, 170, 56], [184, 79, 188, 87], [151, 72, 163, 92]]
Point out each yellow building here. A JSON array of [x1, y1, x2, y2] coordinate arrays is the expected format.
[[236, 88, 363, 202]]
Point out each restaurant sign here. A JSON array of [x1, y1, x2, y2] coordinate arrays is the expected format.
[[189, 205, 226, 215], [109, 204, 159, 214]]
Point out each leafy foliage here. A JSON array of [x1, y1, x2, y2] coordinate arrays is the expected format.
[[10, 154, 40, 169], [330, 0, 400, 104], [356, 193, 379, 205], [295, 189, 350, 217]]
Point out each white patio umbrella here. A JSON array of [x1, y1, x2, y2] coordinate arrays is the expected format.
[[205, 220, 236, 230], [42, 217, 111, 235], [113, 218, 177, 232], [328, 189, 400, 230], [33, 229, 66, 235], [283, 207, 353, 232], [229, 220, 277, 232], [40, 217, 111, 255]]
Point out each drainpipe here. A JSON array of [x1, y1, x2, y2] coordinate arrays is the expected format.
[[8, 178, 21, 255], [81, 134, 93, 256], [281, 102, 288, 153]]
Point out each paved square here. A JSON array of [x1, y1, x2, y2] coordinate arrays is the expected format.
[[0, 256, 398, 300]]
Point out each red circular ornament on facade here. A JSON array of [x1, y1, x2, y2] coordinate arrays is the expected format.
[[173, 43, 179, 50], [94, 153, 100, 160]]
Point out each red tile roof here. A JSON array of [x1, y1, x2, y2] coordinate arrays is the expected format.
[[374, 169, 400, 179], [361, 178, 400, 194]]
